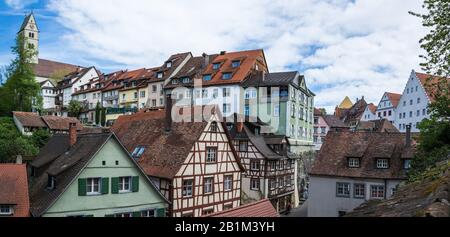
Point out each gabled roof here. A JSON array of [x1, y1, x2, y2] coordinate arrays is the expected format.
[[342, 97, 367, 123], [310, 131, 411, 180], [201, 49, 268, 86], [41, 116, 83, 131], [33, 59, 81, 79], [153, 52, 192, 83], [12, 111, 46, 128], [206, 199, 279, 217], [19, 13, 38, 32], [367, 103, 377, 114], [165, 55, 218, 89], [356, 119, 399, 133], [323, 115, 348, 128], [338, 96, 353, 109], [242, 71, 299, 88], [385, 92, 402, 108], [415, 72, 450, 103], [0, 164, 30, 217]]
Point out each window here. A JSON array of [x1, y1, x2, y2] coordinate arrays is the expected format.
[[203, 74, 212, 81], [250, 178, 260, 190], [354, 184, 365, 198], [47, 175, 55, 189], [403, 159, 412, 169], [388, 110, 392, 116], [250, 161, 260, 171], [269, 179, 277, 190], [245, 89, 257, 99], [244, 105, 250, 116], [166, 61, 172, 68], [231, 60, 241, 68], [182, 77, 190, 83], [417, 110, 420, 117], [423, 109, 426, 116], [131, 146, 145, 159], [376, 159, 389, 169], [171, 79, 178, 85], [152, 99, 157, 107], [407, 88, 409, 94], [210, 122, 218, 132], [222, 88, 230, 97], [416, 86, 418, 92], [336, 183, 350, 197], [160, 98, 164, 105], [417, 98, 420, 104], [213, 63, 221, 70], [320, 127, 326, 134], [119, 177, 132, 193], [410, 99, 413, 105], [157, 72, 163, 78], [222, 73, 232, 80], [239, 141, 248, 151], [383, 111, 387, 117], [370, 185, 385, 199], [141, 209, 156, 217], [269, 161, 276, 171], [182, 179, 193, 197], [140, 91, 145, 98], [206, 147, 217, 163], [278, 177, 284, 187], [202, 209, 214, 215], [273, 104, 280, 117], [87, 178, 101, 195], [313, 136, 318, 143], [202, 89, 208, 98], [134, 92, 138, 99], [403, 101, 406, 107], [0, 205, 13, 215], [348, 158, 360, 168], [409, 111, 413, 118], [224, 175, 233, 191], [204, 177, 213, 194], [223, 103, 231, 113]]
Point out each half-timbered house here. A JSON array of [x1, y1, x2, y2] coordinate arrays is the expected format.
[[225, 115, 299, 213], [112, 103, 244, 217]]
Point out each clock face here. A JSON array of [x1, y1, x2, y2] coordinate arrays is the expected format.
[[30, 24, 35, 29]]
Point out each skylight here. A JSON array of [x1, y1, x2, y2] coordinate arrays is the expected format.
[[131, 146, 146, 159]]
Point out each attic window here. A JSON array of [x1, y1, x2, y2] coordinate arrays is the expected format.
[[210, 122, 218, 132], [347, 158, 360, 168], [47, 175, 55, 190], [131, 146, 146, 159], [171, 79, 179, 85], [203, 74, 212, 81], [157, 72, 164, 79], [222, 73, 232, 80], [182, 77, 190, 83], [166, 61, 172, 68], [376, 159, 389, 169], [231, 60, 241, 68], [213, 63, 221, 70], [0, 205, 13, 216]]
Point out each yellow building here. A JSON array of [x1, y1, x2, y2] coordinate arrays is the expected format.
[[338, 96, 353, 109]]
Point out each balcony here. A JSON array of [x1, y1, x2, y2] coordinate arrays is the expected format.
[[268, 185, 295, 198], [106, 107, 138, 115], [103, 94, 119, 101]]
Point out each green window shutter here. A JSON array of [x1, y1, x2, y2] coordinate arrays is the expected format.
[[132, 176, 139, 192], [111, 177, 119, 194], [101, 177, 109, 194], [132, 212, 141, 217], [78, 179, 86, 196], [156, 208, 166, 217]]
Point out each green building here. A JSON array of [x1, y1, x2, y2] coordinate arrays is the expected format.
[[242, 71, 315, 154], [29, 124, 168, 217]]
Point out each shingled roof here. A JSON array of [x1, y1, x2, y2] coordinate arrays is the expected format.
[[33, 59, 81, 79], [206, 199, 279, 217], [347, 161, 450, 217], [12, 111, 46, 128], [310, 131, 411, 180], [0, 164, 30, 217], [242, 71, 299, 87], [356, 119, 399, 133], [415, 72, 450, 103], [165, 54, 218, 89], [323, 115, 348, 128], [41, 116, 83, 131]]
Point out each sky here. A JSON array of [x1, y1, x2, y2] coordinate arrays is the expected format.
[[0, 0, 427, 113]]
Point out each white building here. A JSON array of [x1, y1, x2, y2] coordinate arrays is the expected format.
[[39, 80, 57, 111], [308, 130, 412, 217], [373, 92, 401, 125], [395, 70, 448, 133], [359, 103, 377, 122]]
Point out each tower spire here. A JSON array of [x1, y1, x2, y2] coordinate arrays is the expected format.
[[18, 12, 39, 64]]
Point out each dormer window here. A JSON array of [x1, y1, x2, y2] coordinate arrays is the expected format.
[[157, 72, 164, 79], [131, 146, 146, 159], [212, 63, 221, 70], [231, 60, 241, 68], [166, 61, 172, 68], [171, 79, 179, 85], [222, 72, 232, 80], [203, 74, 212, 81], [376, 159, 389, 169], [47, 175, 55, 190], [182, 77, 190, 83], [347, 158, 360, 168], [0, 205, 13, 216], [403, 159, 412, 170]]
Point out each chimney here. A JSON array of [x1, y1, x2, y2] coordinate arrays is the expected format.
[[165, 94, 173, 132], [202, 53, 210, 67], [405, 124, 412, 147], [236, 114, 244, 133], [69, 122, 77, 146], [16, 155, 22, 164], [220, 51, 226, 55]]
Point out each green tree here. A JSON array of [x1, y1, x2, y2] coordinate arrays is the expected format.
[[68, 100, 83, 118], [31, 129, 51, 148], [95, 102, 101, 125], [101, 108, 106, 127], [0, 117, 40, 162], [0, 35, 41, 116]]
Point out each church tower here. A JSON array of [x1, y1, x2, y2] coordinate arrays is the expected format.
[[18, 13, 39, 64]]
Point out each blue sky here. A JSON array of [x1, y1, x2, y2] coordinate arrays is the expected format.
[[0, 0, 426, 113]]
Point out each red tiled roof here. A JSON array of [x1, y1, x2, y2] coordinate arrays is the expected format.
[[33, 59, 81, 78], [201, 49, 268, 86], [41, 116, 83, 131], [12, 111, 46, 128], [415, 72, 450, 103], [310, 131, 411, 180], [367, 103, 377, 114], [386, 92, 402, 107], [0, 164, 30, 217], [314, 108, 323, 116], [206, 199, 279, 217]]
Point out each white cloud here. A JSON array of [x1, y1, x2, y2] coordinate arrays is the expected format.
[[44, 0, 426, 112], [5, 0, 37, 9]]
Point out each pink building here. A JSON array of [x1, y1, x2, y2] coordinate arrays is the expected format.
[[313, 108, 329, 151]]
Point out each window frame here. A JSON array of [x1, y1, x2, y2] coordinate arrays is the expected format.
[[86, 177, 102, 196], [336, 182, 351, 198], [118, 176, 132, 193], [206, 147, 217, 163], [203, 177, 214, 195], [353, 183, 365, 199], [250, 178, 260, 190], [224, 175, 233, 191], [370, 185, 385, 199], [182, 179, 194, 198], [347, 157, 361, 168], [376, 159, 389, 169]]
